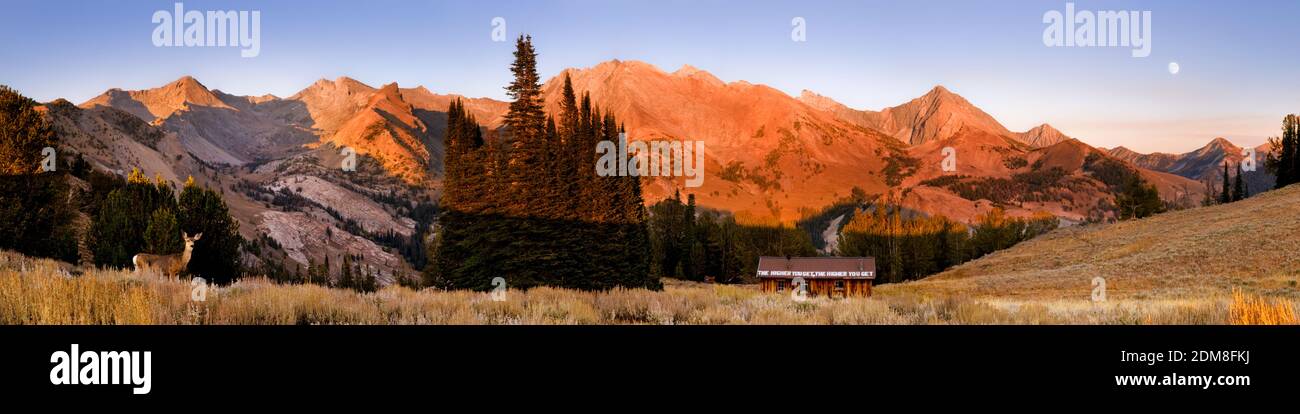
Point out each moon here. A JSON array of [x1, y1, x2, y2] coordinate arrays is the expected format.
[[1168, 62, 1180, 75]]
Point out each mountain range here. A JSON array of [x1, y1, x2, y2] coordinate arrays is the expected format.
[[44, 59, 1264, 280], [1106, 137, 1274, 194]]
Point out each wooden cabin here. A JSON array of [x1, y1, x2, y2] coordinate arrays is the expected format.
[[756, 256, 876, 298]]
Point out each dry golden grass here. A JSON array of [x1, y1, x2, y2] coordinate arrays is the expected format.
[[4, 251, 1294, 325], [1229, 288, 1298, 325], [889, 185, 1300, 301]]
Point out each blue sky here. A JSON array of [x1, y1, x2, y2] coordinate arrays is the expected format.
[[3, 0, 1298, 153]]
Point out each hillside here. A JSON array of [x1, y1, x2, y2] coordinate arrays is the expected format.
[[902, 134, 1204, 224], [55, 78, 432, 283], [41, 99, 197, 183], [885, 184, 1300, 300], [324, 82, 437, 182]]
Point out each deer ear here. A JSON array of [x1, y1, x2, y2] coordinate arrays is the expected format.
[[194, 233, 202, 240]]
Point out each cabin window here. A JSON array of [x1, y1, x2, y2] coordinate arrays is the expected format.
[[776, 280, 786, 292], [834, 280, 845, 289]]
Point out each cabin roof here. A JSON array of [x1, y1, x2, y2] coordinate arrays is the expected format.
[[755, 256, 876, 279]]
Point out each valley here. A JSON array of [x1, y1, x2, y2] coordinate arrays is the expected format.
[[27, 59, 1272, 290]]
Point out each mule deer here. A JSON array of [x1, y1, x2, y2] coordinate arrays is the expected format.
[[133, 232, 201, 278]]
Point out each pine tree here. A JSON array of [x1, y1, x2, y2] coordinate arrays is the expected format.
[[680, 194, 698, 280], [429, 100, 467, 289], [306, 257, 318, 285], [1290, 114, 1300, 186], [1220, 162, 1232, 204], [934, 218, 952, 270], [1232, 162, 1247, 201], [502, 35, 548, 215], [1279, 114, 1289, 188], [178, 180, 242, 283], [89, 170, 178, 267], [503, 36, 546, 142], [886, 205, 903, 283], [340, 254, 353, 290], [0, 85, 55, 175], [1115, 174, 1165, 219], [1271, 114, 1299, 189], [0, 173, 78, 262], [0, 86, 78, 262], [557, 74, 582, 220], [577, 94, 598, 219], [1201, 177, 1218, 206], [143, 208, 182, 254], [650, 192, 686, 278], [442, 100, 465, 204], [714, 217, 744, 284], [617, 119, 655, 288], [323, 254, 332, 284]]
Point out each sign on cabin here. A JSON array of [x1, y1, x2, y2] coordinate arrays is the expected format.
[[756, 256, 876, 298]]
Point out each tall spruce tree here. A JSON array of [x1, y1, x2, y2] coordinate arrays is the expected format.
[[1232, 162, 1247, 201], [503, 36, 546, 139], [680, 194, 698, 280], [1219, 162, 1232, 204], [502, 35, 549, 215], [578, 94, 599, 219], [617, 121, 656, 289], [1290, 114, 1300, 186], [1271, 114, 1299, 189], [428, 99, 490, 289], [557, 74, 582, 220]]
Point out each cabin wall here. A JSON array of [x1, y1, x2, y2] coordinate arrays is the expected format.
[[759, 278, 872, 298]]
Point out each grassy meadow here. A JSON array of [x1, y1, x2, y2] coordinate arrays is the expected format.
[[1, 251, 1295, 325]]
